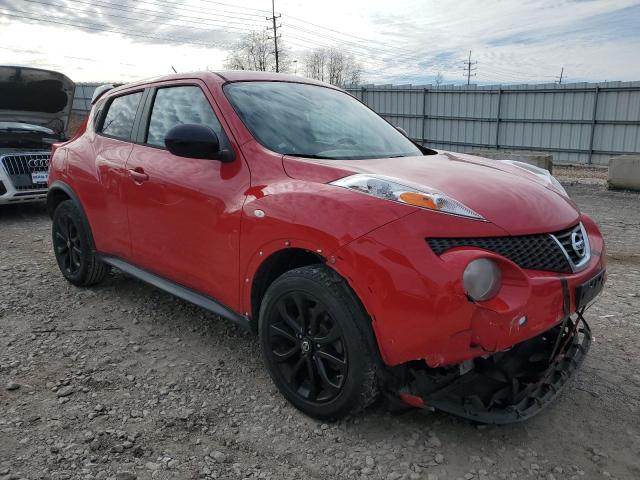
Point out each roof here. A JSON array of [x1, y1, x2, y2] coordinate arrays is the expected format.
[[107, 70, 338, 97], [214, 70, 333, 88]]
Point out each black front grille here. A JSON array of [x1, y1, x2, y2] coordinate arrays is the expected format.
[[426, 225, 582, 273], [1, 152, 50, 191]]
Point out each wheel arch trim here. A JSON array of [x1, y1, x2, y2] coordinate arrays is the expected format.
[[47, 180, 96, 250], [243, 241, 326, 321]]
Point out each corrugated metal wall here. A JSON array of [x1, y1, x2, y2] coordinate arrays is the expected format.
[[72, 83, 101, 113], [346, 82, 640, 165], [74, 81, 640, 165]]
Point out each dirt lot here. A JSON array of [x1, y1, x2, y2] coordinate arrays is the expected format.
[[1, 181, 639, 480]]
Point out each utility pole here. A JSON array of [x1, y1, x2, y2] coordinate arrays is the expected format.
[[266, 0, 281, 72], [556, 67, 564, 84], [463, 50, 477, 85]]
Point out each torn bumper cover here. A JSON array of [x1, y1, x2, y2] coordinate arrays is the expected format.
[[403, 312, 591, 424]]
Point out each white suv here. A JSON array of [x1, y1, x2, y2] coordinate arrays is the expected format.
[[0, 66, 74, 205]]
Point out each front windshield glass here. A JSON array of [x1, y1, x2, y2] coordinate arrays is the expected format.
[[224, 81, 422, 160]]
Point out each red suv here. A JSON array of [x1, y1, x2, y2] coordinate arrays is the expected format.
[[47, 72, 606, 423]]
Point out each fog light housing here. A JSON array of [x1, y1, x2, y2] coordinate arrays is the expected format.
[[463, 258, 501, 301]]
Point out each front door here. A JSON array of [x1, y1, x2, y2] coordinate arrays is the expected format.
[[123, 82, 249, 310]]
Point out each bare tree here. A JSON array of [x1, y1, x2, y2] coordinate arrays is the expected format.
[[303, 49, 327, 82], [303, 48, 363, 86], [224, 31, 290, 72], [434, 72, 444, 87]]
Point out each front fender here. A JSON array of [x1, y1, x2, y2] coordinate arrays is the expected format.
[[238, 176, 417, 317]]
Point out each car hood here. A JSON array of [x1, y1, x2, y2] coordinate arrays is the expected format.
[[282, 150, 580, 235], [0, 66, 75, 135]]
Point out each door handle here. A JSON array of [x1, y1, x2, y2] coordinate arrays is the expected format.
[[128, 167, 149, 183]]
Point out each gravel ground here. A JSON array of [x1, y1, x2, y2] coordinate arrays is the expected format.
[[1, 180, 639, 480], [554, 166, 608, 187]]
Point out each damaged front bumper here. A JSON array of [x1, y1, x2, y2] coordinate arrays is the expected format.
[[398, 311, 591, 424]]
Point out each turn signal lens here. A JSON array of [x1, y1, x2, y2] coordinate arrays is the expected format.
[[398, 192, 443, 209], [463, 258, 501, 301]]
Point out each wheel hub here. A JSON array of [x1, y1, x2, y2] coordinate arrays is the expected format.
[[300, 339, 311, 354]]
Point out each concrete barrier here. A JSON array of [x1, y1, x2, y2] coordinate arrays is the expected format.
[[608, 155, 640, 191], [471, 149, 553, 173]]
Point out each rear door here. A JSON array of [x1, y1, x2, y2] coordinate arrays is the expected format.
[[82, 89, 145, 258], [123, 81, 250, 309]]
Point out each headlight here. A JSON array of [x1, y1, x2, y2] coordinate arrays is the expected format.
[[463, 258, 501, 301], [329, 174, 484, 220], [501, 160, 568, 197]]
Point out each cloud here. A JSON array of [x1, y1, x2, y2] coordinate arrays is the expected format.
[[0, 0, 638, 84]]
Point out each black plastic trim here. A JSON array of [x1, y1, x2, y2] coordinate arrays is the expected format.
[[99, 255, 250, 330], [47, 180, 96, 249]]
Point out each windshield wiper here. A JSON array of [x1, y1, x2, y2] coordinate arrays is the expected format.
[[282, 153, 336, 160]]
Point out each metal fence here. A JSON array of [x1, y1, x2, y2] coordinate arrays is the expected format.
[[345, 82, 640, 166], [72, 83, 101, 113], [73, 81, 640, 165]]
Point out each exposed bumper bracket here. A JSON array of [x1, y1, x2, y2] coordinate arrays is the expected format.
[[405, 311, 591, 424]]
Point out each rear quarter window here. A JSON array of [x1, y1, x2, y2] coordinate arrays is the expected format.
[[100, 91, 143, 140]]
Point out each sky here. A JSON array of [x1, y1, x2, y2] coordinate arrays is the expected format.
[[1, 0, 639, 85]]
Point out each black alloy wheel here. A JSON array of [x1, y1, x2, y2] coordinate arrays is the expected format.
[[267, 290, 348, 403], [53, 212, 83, 276], [52, 200, 109, 286], [259, 265, 379, 420]]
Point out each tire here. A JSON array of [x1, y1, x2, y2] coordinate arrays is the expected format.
[[259, 265, 379, 420], [52, 200, 109, 287]]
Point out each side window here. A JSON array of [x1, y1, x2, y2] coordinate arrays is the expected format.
[[101, 92, 143, 140], [146, 86, 229, 149]]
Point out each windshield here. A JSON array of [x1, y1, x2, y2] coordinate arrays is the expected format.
[[224, 81, 422, 160]]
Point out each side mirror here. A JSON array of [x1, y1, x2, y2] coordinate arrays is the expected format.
[[164, 124, 233, 161], [395, 126, 408, 137]]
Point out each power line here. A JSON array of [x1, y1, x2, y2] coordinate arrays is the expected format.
[[0, 9, 231, 48], [68, 0, 424, 68], [283, 34, 383, 70], [463, 50, 477, 85], [25, 0, 265, 31], [4, 3, 560, 86], [284, 13, 419, 58], [189, 0, 272, 15], [283, 26, 455, 73], [6, 1, 461, 78], [0, 45, 137, 67], [283, 24, 427, 65], [116, 0, 267, 23]]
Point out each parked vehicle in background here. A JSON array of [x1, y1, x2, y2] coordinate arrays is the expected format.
[[47, 71, 606, 423], [0, 66, 74, 205]]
